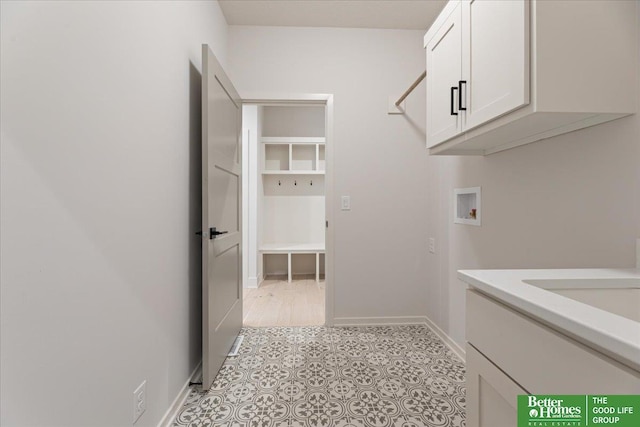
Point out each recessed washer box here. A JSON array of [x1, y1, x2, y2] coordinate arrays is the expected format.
[[454, 187, 481, 226]]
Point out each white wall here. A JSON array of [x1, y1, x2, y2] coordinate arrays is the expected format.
[[0, 1, 228, 425], [262, 194, 326, 244], [262, 106, 325, 137], [425, 11, 640, 349], [229, 26, 429, 322]]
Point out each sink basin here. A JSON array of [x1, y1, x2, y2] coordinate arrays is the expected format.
[[524, 278, 640, 322]]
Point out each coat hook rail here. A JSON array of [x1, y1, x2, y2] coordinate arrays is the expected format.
[[395, 71, 426, 107]]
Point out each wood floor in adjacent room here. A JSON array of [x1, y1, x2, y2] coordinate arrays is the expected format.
[[243, 277, 325, 327]]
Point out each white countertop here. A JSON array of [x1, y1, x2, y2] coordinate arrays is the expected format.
[[458, 268, 640, 372]]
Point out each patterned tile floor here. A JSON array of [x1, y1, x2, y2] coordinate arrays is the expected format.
[[173, 325, 466, 427]]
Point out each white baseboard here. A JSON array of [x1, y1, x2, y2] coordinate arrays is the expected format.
[[333, 316, 428, 326], [157, 361, 202, 427], [422, 316, 466, 363], [246, 275, 260, 289]]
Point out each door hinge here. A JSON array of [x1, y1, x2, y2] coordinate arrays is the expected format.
[[326, 220, 329, 228]]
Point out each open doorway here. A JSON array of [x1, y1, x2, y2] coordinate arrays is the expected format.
[[241, 96, 333, 327]]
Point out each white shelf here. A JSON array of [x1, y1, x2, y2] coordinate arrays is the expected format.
[[291, 144, 316, 171], [260, 243, 325, 253], [261, 244, 325, 283], [262, 170, 325, 175], [264, 144, 289, 171], [261, 137, 325, 145], [263, 140, 326, 174]]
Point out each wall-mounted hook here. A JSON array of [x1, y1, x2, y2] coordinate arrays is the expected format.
[[278, 180, 281, 186], [294, 180, 297, 186], [310, 180, 313, 186]]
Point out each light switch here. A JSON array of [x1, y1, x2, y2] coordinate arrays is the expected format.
[[341, 196, 351, 211]]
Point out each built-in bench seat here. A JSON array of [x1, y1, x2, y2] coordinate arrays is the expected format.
[[259, 243, 325, 282]]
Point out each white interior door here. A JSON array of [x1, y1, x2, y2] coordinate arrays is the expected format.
[[201, 44, 243, 390]]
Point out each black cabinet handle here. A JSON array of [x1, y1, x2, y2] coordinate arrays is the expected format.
[[450, 86, 458, 116], [458, 80, 467, 111]]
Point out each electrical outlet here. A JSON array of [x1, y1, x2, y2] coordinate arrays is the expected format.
[[429, 237, 436, 254], [133, 380, 146, 424], [341, 196, 351, 211]]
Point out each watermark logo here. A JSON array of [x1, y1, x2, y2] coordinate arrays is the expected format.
[[517, 395, 640, 427], [524, 395, 582, 424]]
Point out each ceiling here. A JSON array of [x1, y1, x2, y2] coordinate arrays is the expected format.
[[218, 0, 447, 30]]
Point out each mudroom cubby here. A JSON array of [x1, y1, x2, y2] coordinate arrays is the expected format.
[[248, 104, 326, 285]]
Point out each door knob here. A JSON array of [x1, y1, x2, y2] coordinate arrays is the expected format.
[[208, 227, 228, 240], [195, 227, 228, 239]]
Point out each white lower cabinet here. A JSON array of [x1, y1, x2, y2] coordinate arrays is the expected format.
[[466, 344, 526, 427], [465, 289, 640, 427]]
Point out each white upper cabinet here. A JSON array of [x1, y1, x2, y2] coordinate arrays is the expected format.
[[426, 2, 463, 147], [424, 0, 638, 155], [462, 0, 529, 131], [427, 0, 529, 148]]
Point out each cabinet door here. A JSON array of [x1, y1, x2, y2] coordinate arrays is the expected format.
[[462, 0, 530, 131], [426, 2, 463, 148], [466, 344, 528, 427]]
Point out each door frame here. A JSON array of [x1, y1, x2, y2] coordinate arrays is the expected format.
[[241, 93, 335, 326]]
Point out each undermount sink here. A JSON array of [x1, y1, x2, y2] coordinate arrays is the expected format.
[[523, 278, 640, 322]]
